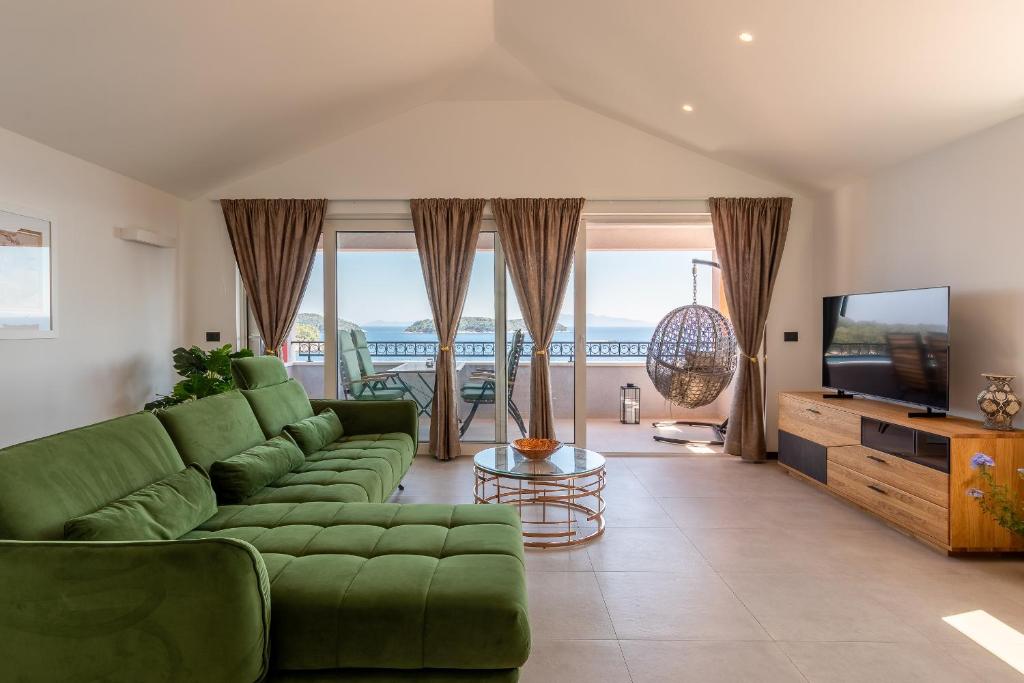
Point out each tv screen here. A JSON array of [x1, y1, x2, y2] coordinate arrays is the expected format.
[[822, 287, 949, 411]]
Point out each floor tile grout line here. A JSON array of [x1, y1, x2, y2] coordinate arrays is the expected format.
[[775, 643, 813, 683], [521, 635, 979, 643], [661, 487, 783, 648], [619, 457, 657, 498], [587, 553, 633, 681], [612, 638, 636, 683]]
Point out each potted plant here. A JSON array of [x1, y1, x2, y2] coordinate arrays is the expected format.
[[144, 344, 254, 411], [966, 452, 1024, 538]]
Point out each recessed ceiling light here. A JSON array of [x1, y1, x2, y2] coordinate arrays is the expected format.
[[739, 32, 754, 42], [681, 104, 694, 112]]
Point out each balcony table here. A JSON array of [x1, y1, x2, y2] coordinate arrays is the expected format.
[[389, 360, 467, 416]]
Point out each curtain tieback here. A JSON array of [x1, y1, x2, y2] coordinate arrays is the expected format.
[[439, 345, 451, 352], [740, 353, 759, 364], [534, 347, 548, 356]]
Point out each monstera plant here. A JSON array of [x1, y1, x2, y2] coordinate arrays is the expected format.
[[144, 344, 254, 411]]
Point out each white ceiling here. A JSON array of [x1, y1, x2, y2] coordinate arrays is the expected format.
[[1, 0, 1022, 197], [0, 1, 493, 197]]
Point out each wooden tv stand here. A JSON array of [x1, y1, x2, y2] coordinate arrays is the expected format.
[[778, 391, 1024, 554]]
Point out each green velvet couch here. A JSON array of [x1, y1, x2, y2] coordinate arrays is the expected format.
[[0, 357, 530, 682]]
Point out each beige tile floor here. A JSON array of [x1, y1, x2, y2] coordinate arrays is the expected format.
[[390, 452, 1024, 682], [439, 418, 727, 454]]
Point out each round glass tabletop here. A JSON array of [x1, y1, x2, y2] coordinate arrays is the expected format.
[[473, 445, 605, 480]]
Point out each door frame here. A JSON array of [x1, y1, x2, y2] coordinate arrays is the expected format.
[[324, 215, 582, 450], [573, 219, 587, 448]]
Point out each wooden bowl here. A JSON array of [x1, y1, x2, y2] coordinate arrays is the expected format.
[[511, 438, 562, 460]]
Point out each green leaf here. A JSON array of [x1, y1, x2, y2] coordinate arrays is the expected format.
[[146, 343, 254, 410]]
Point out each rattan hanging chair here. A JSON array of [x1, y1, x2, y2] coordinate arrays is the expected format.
[[646, 259, 738, 444]]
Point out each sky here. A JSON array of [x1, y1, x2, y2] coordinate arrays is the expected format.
[[300, 248, 713, 327], [0, 211, 51, 327], [839, 288, 948, 327]]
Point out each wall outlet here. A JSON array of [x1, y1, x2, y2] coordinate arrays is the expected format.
[[783, 331, 798, 342], [205, 331, 221, 342]]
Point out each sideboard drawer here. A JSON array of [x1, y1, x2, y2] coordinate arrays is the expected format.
[[828, 461, 948, 544], [779, 394, 859, 446], [828, 445, 949, 508]]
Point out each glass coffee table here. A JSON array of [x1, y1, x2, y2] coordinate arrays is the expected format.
[[473, 445, 606, 548]]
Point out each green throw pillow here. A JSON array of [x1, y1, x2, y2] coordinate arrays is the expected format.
[[210, 434, 305, 503], [284, 409, 344, 454], [64, 464, 216, 541]]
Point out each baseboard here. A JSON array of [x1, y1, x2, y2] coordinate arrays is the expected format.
[[765, 451, 778, 460]]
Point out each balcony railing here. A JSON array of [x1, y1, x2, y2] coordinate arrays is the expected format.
[[290, 339, 651, 362], [825, 342, 889, 357]]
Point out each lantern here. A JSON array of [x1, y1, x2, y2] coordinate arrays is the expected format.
[[620, 383, 640, 424]]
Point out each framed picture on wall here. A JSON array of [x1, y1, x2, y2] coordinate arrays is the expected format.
[[0, 203, 56, 339]]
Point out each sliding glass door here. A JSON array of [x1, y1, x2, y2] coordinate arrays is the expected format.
[[247, 204, 722, 454], [271, 215, 585, 451], [582, 220, 723, 452], [333, 229, 498, 443]]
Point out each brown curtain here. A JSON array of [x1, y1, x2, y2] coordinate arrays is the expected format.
[[221, 199, 326, 355], [710, 197, 792, 461], [491, 198, 585, 439], [411, 198, 486, 461]]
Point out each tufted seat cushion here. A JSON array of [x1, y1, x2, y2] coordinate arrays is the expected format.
[[181, 502, 529, 672], [240, 432, 414, 505]]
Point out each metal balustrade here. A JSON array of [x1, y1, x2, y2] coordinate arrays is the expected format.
[[825, 342, 889, 356], [290, 339, 651, 362]]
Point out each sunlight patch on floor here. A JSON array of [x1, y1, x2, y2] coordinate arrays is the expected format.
[[943, 609, 1024, 674]]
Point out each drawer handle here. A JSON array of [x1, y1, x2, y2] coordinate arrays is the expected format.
[[867, 484, 888, 495], [866, 455, 888, 464], [805, 408, 821, 415]]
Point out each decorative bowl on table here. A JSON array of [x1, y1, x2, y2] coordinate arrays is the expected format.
[[511, 438, 562, 460]]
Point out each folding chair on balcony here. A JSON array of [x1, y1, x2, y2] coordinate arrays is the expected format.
[[459, 329, 527, 438], [351, 328, 412, 392], [340, 331, 410, 401]]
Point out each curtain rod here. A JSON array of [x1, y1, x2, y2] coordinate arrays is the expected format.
[[211, 197, 713, 203], [317, 197, 711, 202]]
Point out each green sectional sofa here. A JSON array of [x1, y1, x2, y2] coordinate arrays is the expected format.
[[0, 357, 530, 682]]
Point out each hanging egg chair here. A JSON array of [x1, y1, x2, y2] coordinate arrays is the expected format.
[[646, 259, 738, 444]]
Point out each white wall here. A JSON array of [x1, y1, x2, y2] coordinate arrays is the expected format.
[[820, 114, 1024, 418], [0, 127, 183, 447], [182, 99, 820, 450]]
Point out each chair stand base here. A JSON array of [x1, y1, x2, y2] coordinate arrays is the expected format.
[[652, 419, 727, 446]]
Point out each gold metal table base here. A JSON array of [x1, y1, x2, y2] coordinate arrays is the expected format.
[[473, 466, 606, 548]]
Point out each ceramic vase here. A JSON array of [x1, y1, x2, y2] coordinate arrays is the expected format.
[[977, 373, 1021, 431]]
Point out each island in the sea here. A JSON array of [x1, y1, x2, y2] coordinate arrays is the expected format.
[[292, 313, 361, 341], [404, 317, 567, 334]]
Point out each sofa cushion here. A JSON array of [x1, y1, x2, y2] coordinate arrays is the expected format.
[[64, 464, 216, 541], [242, 380, 315, 439], [157, 390, 267, 470], [284, 410, 344, 455], [241, 432, 415, 504], [231, 355, 290, 389], [0, 412, 185, 540], [182, 502, 530, 671], [210, 435, 305, 504]]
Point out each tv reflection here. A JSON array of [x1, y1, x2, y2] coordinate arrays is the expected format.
[[823, 293, 949, 409]]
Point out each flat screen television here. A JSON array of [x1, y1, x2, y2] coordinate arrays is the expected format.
[[822, 286, 949, 412]]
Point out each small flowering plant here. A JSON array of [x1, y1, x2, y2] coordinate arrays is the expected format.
[[966, 452, 1024, 537]]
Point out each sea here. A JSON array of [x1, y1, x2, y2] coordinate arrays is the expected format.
[[297, 325, 656, 362]]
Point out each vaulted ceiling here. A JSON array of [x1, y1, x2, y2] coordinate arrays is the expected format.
[[1, 0, 1022, 198]]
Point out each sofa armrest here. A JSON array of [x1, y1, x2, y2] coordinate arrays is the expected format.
[[311, 398, 419, 450], [0, 538, 270, 683]]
